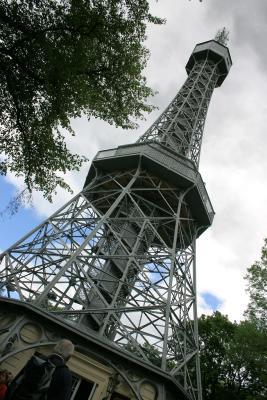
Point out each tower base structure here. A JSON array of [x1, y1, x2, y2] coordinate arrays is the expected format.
[[0, 298, 189, 400]]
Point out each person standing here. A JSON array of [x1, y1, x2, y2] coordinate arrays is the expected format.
[[0, 370, 8, 400], [5, 339, 74, 400], [47, 339, 74, 400]]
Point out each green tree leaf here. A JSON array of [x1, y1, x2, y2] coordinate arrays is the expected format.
[[0, 0, 163, 200], [244, 238, 267, 330], [199, 312, 267, 399]]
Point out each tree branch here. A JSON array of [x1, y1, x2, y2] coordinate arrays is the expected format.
[[3, 69, 33, 183], [0, 47, 45, 84]]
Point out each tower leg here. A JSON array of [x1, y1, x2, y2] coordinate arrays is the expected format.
[[1, 166, 202, 399]]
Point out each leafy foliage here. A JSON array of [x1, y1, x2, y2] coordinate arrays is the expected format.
[[0, 187, 32, 218], [124, 312, 267, 399], [244, 238, 267, 330], [124, 311, 267, 399], [0, 0, 163, 199], [141, 342, 162, 367], [124, 342, 176, 370], [198, 312, 235, 399], [199, 312, 267, 400]]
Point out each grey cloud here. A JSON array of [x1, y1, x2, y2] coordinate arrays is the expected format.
[[205, 0, 267, 68]]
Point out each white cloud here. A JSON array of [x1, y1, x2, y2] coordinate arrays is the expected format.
[[197, 232, 250, 321]]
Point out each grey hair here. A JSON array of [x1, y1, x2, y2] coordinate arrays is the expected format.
[[54, 339, 74, 360]]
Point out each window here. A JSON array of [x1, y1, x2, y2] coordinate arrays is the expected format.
[[70, 375, 96, 400]]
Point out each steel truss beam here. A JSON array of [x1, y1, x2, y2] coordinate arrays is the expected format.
[[138, 59, 219, 168]]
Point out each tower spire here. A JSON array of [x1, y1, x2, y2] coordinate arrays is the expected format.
[[138, 31, 231, 168], [0, 35, 232, 400]]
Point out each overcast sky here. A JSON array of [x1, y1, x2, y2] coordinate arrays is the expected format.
[[1, 0, 267, 321]]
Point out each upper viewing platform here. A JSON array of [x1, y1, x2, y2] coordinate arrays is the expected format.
[[85, 141, 215, 233], [186, 39, 232, 86]]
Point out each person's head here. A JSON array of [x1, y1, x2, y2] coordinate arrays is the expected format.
[[0, 370, 7, 385], [53, 339, 74, 362], [6, 371, 13, 384]]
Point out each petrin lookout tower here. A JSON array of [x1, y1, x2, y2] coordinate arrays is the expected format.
[[0, 31, 232, 400]]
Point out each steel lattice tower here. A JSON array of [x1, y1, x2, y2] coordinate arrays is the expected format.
[[0, 36, 231, 400]]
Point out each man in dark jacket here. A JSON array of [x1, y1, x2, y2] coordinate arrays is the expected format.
[[47, 339, 74, 400], [5, 339, 74, 400]]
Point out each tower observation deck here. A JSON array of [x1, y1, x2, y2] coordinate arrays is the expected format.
[[0, 35, 232, 400]]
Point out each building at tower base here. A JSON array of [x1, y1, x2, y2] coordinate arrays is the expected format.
[[0, 299, 189, 400]]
